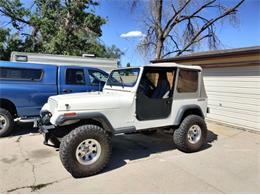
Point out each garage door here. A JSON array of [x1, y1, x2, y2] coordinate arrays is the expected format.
[[203, 65, 260, 131]]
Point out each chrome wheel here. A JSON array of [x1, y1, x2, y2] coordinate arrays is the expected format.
[[0, 114, 7, 131], [187, 125, 202, 144], [75, 139, 101, 165]]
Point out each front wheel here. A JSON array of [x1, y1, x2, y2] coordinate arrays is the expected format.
[[173, 115, 207, 153], [59, 124, 112, 178], [0, 108, 14, 137]]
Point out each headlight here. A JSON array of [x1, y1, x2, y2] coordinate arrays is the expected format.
[[40, 111, 52, 125]]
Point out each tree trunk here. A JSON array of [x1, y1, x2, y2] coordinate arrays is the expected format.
[[154, 0, 163, 60], [155, 38, 163, 59]]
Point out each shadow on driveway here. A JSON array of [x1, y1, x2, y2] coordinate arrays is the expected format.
[[103, 130, 218, 173], [9, 123, 38, 137]]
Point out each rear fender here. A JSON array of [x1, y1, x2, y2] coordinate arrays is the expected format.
[[174, 105, 204, 126]]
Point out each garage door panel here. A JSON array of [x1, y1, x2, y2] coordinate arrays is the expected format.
[[208, 100, 260, 112], [207, 113, 260, 130], [204, 77, 260, 82], [203, 65, 260, 131], [208, 104, 260, 118], [208, 95, 260, 106], [205, 81, 260, 88], [204, 66, 260, 75], [204, 71, 259, 77], [207, 91, 260, 100], [206, 86, 260, 95]]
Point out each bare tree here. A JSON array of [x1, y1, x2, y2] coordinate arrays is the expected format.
[[134, 0, 245, 59]]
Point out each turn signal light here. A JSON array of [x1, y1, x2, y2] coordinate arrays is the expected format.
[[64, 112, 76, 117]]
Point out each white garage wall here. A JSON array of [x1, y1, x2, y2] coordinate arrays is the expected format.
[[203, 65, 260, 131]]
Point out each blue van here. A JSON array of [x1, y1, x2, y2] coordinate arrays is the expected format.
[[0, 61, 109, 136]]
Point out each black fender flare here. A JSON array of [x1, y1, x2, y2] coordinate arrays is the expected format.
[[56, 112, 115, 133], [174, 104, 204, 126]]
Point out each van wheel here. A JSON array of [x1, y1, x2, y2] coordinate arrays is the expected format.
[[0, 108, 14, 137], [59, 124, 112, 178], [173, 115, 207, 153]]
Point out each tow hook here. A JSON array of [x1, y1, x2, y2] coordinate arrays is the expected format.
[[43, 133, 50, 145]]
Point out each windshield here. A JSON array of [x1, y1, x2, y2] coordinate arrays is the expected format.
[[107, 68, 140, 87]]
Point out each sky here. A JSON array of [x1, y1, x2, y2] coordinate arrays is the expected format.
[[0, 0, 259, 66], [95, 0, 260, 67]]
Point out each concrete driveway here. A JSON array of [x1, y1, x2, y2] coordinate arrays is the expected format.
[[0, 121, 259, 193]]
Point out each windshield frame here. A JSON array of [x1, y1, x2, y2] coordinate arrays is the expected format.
[[106, 68, 140, 88]]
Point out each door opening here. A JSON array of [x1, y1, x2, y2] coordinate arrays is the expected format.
[[136, 67, 176, 121]]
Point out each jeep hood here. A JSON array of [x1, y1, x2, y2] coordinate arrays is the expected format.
[[48, 91, 133, 111]]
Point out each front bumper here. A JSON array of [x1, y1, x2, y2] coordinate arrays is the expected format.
[[38, 111, 55, 133], [38, 112, 56, 145], [38, 124, 57, 146], [39, 124, 56, 134]]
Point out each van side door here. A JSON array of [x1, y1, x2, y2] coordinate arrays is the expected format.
[[59, 66, 92, 94]]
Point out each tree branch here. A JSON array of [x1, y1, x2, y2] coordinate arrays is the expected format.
[[177, 0, 245, 56], [162, 48, 192, 58], [164, 0, 216, 38], [162, 50, 181, 58], [167, 34, 180, 50], [183, 0, 216, 20], [170, 3, 177, 14], [163, 0, 192, 37], [0, 9, 30, 25]]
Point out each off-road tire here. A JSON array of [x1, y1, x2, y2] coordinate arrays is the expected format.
[[173, 115, 207, 153], [0, 108, 14, 137], [59, 124, 112, 178]]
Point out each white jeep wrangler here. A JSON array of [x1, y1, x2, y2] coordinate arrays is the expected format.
[[39, 63, 209, 178]]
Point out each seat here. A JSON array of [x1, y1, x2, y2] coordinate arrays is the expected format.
[[76, 74, 84, 84], [151, 73, 170, 99]]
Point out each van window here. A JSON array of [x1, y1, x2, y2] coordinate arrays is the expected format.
[[177, 69, 198, 93], [66, 68, 85, 85], [88, 70, 108, 85], [0, 67, 43, 81]]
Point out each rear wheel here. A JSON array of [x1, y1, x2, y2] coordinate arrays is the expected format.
[[173, 115, 207, 153], [59, 124, 112, 178], [0, 108, 14, 137]]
